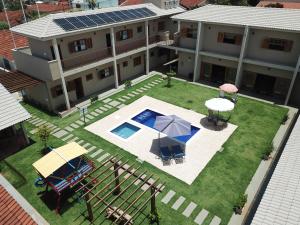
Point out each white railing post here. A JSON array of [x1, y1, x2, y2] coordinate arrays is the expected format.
[[110, 27, 119, 88]]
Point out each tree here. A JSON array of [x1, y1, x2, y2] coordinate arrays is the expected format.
[[247, 0, 260, 6], [0, 22, 9, 30], [37, 124, 51, 151], [0, 0, 23, 12], [208, 0, 248, 5], [164, 70, 176, 87]]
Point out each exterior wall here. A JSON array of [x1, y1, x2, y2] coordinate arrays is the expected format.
[[149, 47, 170, 69], [178, 22, 197, 49], [178, 52, 194, 78], [29, 39, 53, 60], [47, 62, 115, 110], [24, 83, 51, 111], [117, 52, 145, 82], [201, 55, 238, 68], [243, 63, 293, 79], [115, 22, 146, 48], [202, 24, 243, 57], [246, 28, 300, 66]]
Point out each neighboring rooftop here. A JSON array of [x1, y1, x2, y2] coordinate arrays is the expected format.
[[10, 3, 185, 40], [172, 4, 300, 32], [257, 0, 300, 9], [251, 115, 300, 225], [0, 10, 24, 26], [0, 30, 28, 61], [0, 83, 31, 131], [27, 2, 71, 13], [0, 175, 48, 225], [0, 69, 41, 93], [120, 0, 205, 9]]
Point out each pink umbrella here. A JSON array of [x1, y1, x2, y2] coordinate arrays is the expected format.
[[219, 83, 238, 93]]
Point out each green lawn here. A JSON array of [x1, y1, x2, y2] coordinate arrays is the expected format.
[[1, 75, 287, 225]]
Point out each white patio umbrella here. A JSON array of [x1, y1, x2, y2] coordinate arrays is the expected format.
[[205, 98, 235, 112]]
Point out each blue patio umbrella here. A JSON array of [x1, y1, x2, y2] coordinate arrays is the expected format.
[[154, 115, 191, 142]]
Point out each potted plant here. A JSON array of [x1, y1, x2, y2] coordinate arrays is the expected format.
[[164, 70, 176, 87], [233, 194, 247, 215], [262, 142, 274, 160], [37, 124, 51, 154], [124, 80, 132, 89]]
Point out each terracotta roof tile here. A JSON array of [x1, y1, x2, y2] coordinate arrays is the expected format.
[[0, 30, 28, 61], [257, 0, 300, 9], [0, 10, 24, 26], [0, 185, 37, 225], [27, 2, 71, 13], [180, 0, 206, 9]]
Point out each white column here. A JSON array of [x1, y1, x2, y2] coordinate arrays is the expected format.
[[284, 55, 300, 105], [177, 20, 181, 33], [110, 27, 119, 88], [52, 39, 70, 110], [145, 20, 149, 75], [235, 26, 249, 87], [193, 22, 202, 82]]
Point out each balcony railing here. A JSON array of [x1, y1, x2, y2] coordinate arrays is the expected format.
[[115, 37, 146, 55], [61, 47, 112, 71]]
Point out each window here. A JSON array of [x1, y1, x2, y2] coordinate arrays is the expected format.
[[98, 66, 113, 79], [158, 21, 165, 31], [116, 29, 133, 41], [51, 85, 63, 98], [261, 38, 293, 52], [181, 27, 197, 39], [137, 26, 143, 33], [217, 32, 242, 45], [123, 61, 128, 67], [133, 56, 141, 66], [68, 38, 93, 53], [86, 74, 93, 81]]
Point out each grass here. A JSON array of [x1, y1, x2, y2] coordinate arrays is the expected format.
[[2, 75, 287, 225]]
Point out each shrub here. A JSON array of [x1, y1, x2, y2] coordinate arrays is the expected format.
[[262, 142, 274, 160], [37, 124, 52, 152], [0, 22, 9, 30], [91, 96, 98, 103], [164, 70, 176, 87], [124, 80, 132, 89], [281, 114, 289, 125], [234, 194, 247, 214]]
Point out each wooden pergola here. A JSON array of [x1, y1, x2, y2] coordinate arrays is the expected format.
[[76, 155, 165, 224]]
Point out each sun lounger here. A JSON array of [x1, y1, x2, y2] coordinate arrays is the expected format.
[[160, 146, 172, 165], [171, 145, 185, 159]]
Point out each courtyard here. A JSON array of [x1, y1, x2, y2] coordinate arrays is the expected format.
[[0, 74, 287, 225]]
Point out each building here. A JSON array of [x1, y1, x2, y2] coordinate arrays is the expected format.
[[250, 115, 300, 225], [160, 5, 300, 106], [11, 4, 184, 113], [71, 0, 118, 9], [257, 0, 300, 9], [0, 83, 31, 160]]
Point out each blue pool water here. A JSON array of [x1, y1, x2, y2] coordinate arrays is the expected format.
[[132, 109, 200, 143], [111, 122, 140, 139]]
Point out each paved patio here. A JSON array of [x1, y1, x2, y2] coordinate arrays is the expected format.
[[86, 96, 237, 185]]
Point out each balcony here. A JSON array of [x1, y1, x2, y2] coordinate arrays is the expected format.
[[61, 47, 112, 71], [116, 37, 146, 55], [13, 47, 60, 81]]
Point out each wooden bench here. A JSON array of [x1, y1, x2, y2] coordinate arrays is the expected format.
[[106, 206, 133, 225]]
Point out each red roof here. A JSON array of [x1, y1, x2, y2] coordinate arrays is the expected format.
[[0, 185, 38, 225], [0, 30, 28, 61], [257, 0, 300, 8], [27, 2, 70, 13], [120, 0, 206, 9], [0, 10, 24, 26]]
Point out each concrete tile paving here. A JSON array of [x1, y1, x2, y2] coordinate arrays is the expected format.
[[53, 130, 68, 138], [103, 98, 112, 103], [182, 202, 197, 217], [209, 216, 221, 225], [172, 196, 186, 210], [109, 100, 121, 107], [97, 153, 110, 162], [90, 149, 103, 158], [194, 209, 209, 225], [62, 134, 73, 141], [161, 190, 176, 204]]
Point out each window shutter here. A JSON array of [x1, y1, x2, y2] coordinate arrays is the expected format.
[[127, 29, 133, 38], [68, 42, 75, 53], [86, 38, 93, 48], [217, 32, 225, 43], [116, 31, 121, 41], [235, 35, 243, 45], [284, 40, 293, 52], [261, 38, 269, 48]]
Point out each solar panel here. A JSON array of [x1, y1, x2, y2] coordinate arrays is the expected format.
[[54, 7, 156, 31]]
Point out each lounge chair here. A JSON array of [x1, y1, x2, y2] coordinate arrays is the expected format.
[[171, 145, 185, 163], [160, 146, 172, 165]]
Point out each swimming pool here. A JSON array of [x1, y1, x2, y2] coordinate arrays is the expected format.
[[132, 109, 200, 143], [111, 122, 140, 139]]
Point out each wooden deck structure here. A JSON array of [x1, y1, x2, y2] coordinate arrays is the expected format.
[[76, 155, 165, 224]]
